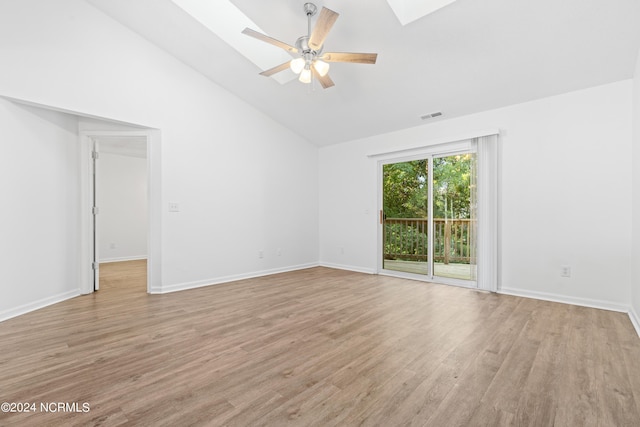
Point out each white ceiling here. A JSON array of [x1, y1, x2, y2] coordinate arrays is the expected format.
[[86, 0, 640, 146]]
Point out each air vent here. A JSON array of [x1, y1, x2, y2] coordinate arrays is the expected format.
[[420, 112, 443, 120]]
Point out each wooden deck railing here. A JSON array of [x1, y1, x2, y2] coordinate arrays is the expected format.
[[384, 218, 476, 264]]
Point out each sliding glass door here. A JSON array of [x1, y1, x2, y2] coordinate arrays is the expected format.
[[382, 159, 430, 275], [432, 153, 477, 281], [381, 150, 477, 286]]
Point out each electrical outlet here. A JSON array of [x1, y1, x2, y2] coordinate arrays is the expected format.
[[168, 202, 180, 212], [561, 265, 571, 277], [276, 248, 282, 256], [258, 250, 264, 259]]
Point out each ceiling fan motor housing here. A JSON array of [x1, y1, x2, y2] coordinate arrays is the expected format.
[[296, 36, 323, 62]]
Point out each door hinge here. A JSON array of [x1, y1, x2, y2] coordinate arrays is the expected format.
[[92, 262, 98, 270], [92, 206, 99, 215], [92, 151, 100, 160]]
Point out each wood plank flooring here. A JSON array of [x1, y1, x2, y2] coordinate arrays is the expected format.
[[1, 261, 640, 426]]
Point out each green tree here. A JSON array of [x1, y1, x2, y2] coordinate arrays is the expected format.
[[382, 160, 428, 218], [433, 154, 474, 219], [383, 154, 474, 219]]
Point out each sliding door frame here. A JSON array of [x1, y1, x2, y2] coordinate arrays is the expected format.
[[376, 140, 478, 288]]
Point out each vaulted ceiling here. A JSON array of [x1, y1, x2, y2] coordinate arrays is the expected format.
[[87, 0, 640, 146]]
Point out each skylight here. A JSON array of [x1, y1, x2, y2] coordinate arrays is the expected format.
[[171, 0, 296, 84], [386, 0, 457, 25]]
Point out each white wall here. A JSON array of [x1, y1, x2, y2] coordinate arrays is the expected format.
[[0, 0, 319, 305], [631, 49, 640, 333], [319, 80, 633, 310], [98, 153, 147, 263], [0, 98, 81, 320]]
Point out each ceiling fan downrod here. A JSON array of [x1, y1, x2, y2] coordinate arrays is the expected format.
[[294, 3, 322, 83], [304, 3, 317, 36]]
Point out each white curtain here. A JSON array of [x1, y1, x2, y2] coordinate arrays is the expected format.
[[475, 134, 499, 292]]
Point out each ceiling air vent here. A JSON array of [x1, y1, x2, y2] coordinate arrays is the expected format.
[[420, 112, 443, 120]]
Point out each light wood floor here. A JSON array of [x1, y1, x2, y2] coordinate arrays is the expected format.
[[1, 261, 640, 426]]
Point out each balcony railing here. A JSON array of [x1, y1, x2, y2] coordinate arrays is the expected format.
[[384, 218, 476, 264]]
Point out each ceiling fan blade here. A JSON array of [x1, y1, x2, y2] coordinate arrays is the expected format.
[[259, 62, 291, 77], [309, 7, 339, 51], [242, 28, 298, 54], [312, 68, 335, 89], [322, 52, 378, 64]]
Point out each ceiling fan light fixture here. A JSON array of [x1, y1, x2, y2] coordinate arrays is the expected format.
[[312, 59, 330, 77], [299, 66, 312, 83], [290, 57, 305, 74]]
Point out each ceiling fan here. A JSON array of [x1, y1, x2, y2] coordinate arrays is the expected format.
[[242, 2, 377, 89]]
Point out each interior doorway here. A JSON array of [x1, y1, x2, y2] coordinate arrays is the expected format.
[[81, 130, 158, 295], [92, 135, 148, 292]]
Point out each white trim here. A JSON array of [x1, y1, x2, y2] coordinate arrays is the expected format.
[[0, 95, 153, 129], [0, 290, 81, 323], [367, 129, 500, 158], [99, 256, 148, 264], [499, 286, 629, 313], [146, 130, 162, 293], [154, 263, 320, 294], [629, 307, 640, 338], [79, 135, 92, 294], [319, 262, 377, 275]]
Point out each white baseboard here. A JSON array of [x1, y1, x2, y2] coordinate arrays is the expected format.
[[318, 262, 376, 275], [630, 306, 640, 338], [0, 289, 81, 323], [154, 262, 321, 294], [100, 256, 147, 264], [499, 286, 629, 313], [4, 272, 639, 340]]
